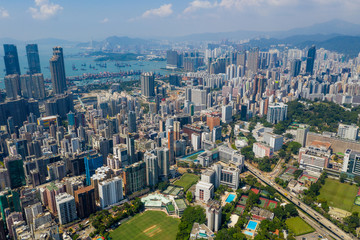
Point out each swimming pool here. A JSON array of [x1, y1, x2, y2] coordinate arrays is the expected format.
[[244, 231, 254, 236], [181, 150, 205, 160], [246, 220, 258, 231], [225, 194, 236, 203]]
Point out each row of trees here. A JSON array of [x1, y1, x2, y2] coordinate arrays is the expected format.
[[176, 206, 206, 240], [89, 198, 144, 238], [303, 172, 360, 235], [274, 100, 360, 134]]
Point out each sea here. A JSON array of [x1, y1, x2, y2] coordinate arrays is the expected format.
[[0, 44, 169, 89]]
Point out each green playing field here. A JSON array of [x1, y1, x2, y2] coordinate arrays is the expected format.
[[110, 211, 180, 240]]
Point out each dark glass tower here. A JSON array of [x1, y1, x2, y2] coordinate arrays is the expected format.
[[3, 44, 21, 76], [49, 46, 67, 94], [306, 45, 316, 75], [290, 59, 301, 77], [26, 44, 41, 74]]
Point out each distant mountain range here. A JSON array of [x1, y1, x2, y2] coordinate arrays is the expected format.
[[177, 19, 360, 41], [77, 36, 162, 52], [0, 19, 359, 56], [243, 35, 360, 57]]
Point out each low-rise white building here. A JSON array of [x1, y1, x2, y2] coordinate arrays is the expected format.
[[263, 132, 283, 151], [253, 142, 274, 158]]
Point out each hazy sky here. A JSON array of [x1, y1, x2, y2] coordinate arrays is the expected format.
[[0, 0, 359, 41]]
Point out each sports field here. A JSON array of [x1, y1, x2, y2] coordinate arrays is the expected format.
[[174, 173, 199, 191], [319, 178, 360, 213], [110, 211, 180, 240], [286, 217, 315, 236], [238, 195, 248, 205]]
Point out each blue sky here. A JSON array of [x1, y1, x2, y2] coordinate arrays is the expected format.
[[0, 0, 359, 41]]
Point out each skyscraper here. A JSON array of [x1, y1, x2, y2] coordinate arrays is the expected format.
[[206, 200, 222, 232], [167, 127, 175, 165], [122, 161, 146, 195], [247, 48, 259, 74], [141, 72, 155, 98], [26, 44, 41, 74], [166, 50, 179, 69], [31, 73, 46, 99], [290, 59, 301, 77], [267, 103, 288, 124], [222, 105, 232, 124], [50, 46, 67, 94], [3, 44, 21, 76], [4, 155, 26, 189], [127, 135, 136, 164], [236, 51, 246, 67], [98, 177, 123, 209], [84, 153, 103, 186], [306, 45, 316, 75], [55, 193, 77, 225], [144, 152, 159, 187], [4, 74, 20, 99], [20, 75, 33, 98], [156, 147, 169, 180], [174, 121, 180, 140], [296, 124, 309, 147], [191, 89, 207, 106], [128, 111, 137, 133]]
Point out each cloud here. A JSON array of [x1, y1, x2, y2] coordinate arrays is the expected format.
[[100, 18, 109, 23], [142, 4, 173, 18], [218, 0, 263, 9], [0, 7, 9, 18], [29, 0, 63, 20], [184, 1, 215, 13], [182, 0, 296, 13]]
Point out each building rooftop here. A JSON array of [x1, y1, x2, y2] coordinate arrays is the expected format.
[[207, 200, 221, 210], [309, 140, 331, 150], [141, 193, 171, 208], [55, 193, 74, 204], [74, 186, 94, 195], [174, 198, 187, 210], [196, 181, 214, 189], [202, 169, 215, 177], [46, 182, 60, 191], [190, 222, 215, 240]]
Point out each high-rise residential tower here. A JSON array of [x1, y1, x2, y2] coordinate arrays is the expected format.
[[141, 72, 155, 98], [26, 44, 41, 74], [144, 152, 159, 187], [167, 127, 175, 165], [4, 74, 20, 100], [55, 193, 77, 225], [247, 48, 259, 74], [128, 111, 137, 133], [50, 46, 67, 94]]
